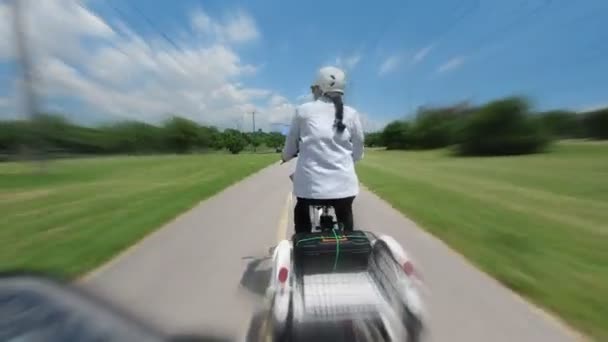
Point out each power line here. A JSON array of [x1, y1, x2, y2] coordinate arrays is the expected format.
[[118, 0, 183, 52], [102, 0, 188, 84], [466, 0, 555, 56], [429, 0, 480, 46], [77, 1, 129, 56]]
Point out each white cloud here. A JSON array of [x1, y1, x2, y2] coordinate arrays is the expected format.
[[191, 9, 214, 33], [436, 56, 466, 74], [0, 0, 114, 61], [412, 44, 434, 64], [268, 94, 289, 107], [191, 8, 259, 44], [336, 53, 362, 70], [223, 11, 260, 43], [296, 93, 313, 104], [359, 112, 389, 132], [261, 101, 296, 126], [0, 0, 293, 129], [578, 103, 608, 113], [378, 55, 402, 75]]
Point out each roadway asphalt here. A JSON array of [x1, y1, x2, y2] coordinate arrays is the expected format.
[[81, 161, 582, 341]]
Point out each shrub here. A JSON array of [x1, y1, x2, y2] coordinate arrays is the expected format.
[[382, 121, 413, 150], [266, 132, 285, 150], [538, 110, 584, 139], [459, 97, 551, 156], [163, 116, 201, 153], [582, 108, 608, 140], [364, 132, 384, 147], [411, 108, 468, 149], [222, 129, 247, 154]]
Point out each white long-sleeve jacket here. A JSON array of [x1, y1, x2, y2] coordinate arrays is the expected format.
[[282, 98, 364, 199]]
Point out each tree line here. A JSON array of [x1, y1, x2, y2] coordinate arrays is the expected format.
[[3, 96, 606, 160], [0, 114, 286, 160], [365, 96, 608, 156]]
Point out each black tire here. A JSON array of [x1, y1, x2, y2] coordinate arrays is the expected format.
[[404, 307, 424, 342], [370, 241, 424, 341], [272, 288, 294, 342], [244, 310, 270, 342]]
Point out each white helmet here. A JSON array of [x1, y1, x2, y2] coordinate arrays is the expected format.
[[313, 66, 346, 95]]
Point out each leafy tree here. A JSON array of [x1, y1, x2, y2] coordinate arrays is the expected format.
[[0, 120, 32, 153], [364, 132, 383, 147], [222, 129, 247, 154], [382, 120, 412, 150], [198, 126, 222, 149], [163, 116, 200, 153], [6, 96, 601, 160], [412, 110, 456, 149], [459, 97, 551, 156], [582, 108, 608, 140], [250, 130, 262, 151], [266, 132, 285, 150], [100, 121, 166, 154], [538, 110, 584, 139]]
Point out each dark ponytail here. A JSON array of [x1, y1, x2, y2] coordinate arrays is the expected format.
[[326, 92, 345, 133]]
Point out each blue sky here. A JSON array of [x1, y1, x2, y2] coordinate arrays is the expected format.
[[1, 0, 607, 130]]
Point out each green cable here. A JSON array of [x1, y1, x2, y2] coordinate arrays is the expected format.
[[295, 234, 367, 246], [332, 228, 340, 271], [295, 237, 325, 246], [294, 232, 369, 271]]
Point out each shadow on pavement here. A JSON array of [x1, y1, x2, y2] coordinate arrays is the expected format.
[[239, 255, 273, 341], [239, 255, 271, 298], [244, 309, 271, 342]]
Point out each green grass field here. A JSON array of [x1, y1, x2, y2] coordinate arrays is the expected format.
[[357, 142, 608, 341], [2, 143, 606, 338], [0, 153, 276, 277]]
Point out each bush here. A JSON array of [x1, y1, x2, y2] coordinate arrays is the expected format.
[[0, 120, 32, 152], [382, 121, 413, 150], [538, 110, 584, 139], [411, 108, 465, 149], [459, 97, 551, 156], [101, 121, 165, 154], [163, 116, 201, 153], [378, 104, 474, 150], [364, 132, 383, 147], [582, 108, 608, 140], [222, 129, 247, 154], [265, 132, 285, 150]]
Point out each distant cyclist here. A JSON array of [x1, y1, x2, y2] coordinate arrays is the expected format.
[[282, 66, 364, 234]]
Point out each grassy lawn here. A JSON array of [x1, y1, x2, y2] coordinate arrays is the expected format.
[[0, 153, 276, 277], [357, 142, 608, 341]]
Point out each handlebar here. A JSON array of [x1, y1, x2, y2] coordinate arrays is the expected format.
[[280, 153, 297, 165]]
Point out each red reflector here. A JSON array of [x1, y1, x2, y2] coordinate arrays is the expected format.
[[403, 261, 414, 276], [278, 267, 289, 283]]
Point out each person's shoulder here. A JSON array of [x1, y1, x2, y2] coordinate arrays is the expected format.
[[344, 105, 360, 117], [344, 104, 358, 113], [300, 99, 325, 108], [296, 100, 323, 115]]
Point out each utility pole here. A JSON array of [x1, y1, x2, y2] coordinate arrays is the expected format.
[[12, 0, 46, 169], [12, 0, 37, 121], [251, 110, 256, 152]]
